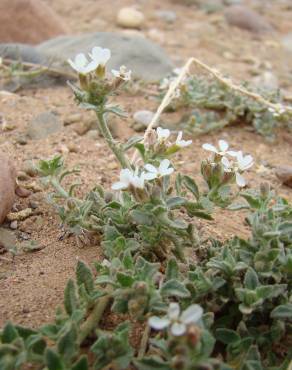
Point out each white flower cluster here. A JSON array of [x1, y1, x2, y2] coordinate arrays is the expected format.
[[68, 47, 111, 74], [68, 46, 131, 79], [156, 127, 192, 148], [112, 159, 174, 191], [148, 302, 203, 336], [111, 127, 192, 191], [202, 140, 254, 187], [268, 104, 286, 118]]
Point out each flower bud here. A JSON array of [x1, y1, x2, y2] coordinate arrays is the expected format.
[[134, 281, 148, 294], [260, 182, 270, 199], [144, 129, 157, 148], [201, 160, 212, 181], [171, 355, 186, 370], [78, 73, 89, 90], [187, 324, 201, 347]]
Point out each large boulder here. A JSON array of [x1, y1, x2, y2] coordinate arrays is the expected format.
[[0, 153, 16, 224], [0, 43, 46, 64], [36, 32, 174, 81], [0, 0, 68, 44]]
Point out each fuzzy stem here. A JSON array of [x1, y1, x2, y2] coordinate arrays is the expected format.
[[138, 324, 150, 359], [96, 111, 131, 169], [51, 178, 69, 199], [78, 294, 111, 344]]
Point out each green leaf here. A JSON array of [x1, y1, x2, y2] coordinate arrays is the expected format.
[[64, 279, 79, 316], [134, 143, 146, 160], [241, 192, 262, 209], [161, 279, 190, 298], [166, 196, 186, 209], [123, 136, 143, 151], [57, 324, 78, 363], [216, 328, 240, 344], [130, 210, 152, 226], [106, 105, 128, 117], [134, 356, 170, 370], [183, 175, 200, 199], [26, 334, 46, 355], [1, 322, 18, 343], [76, 261, 94, 294], [165, 258, 179, 280], [271, 304, 292, 319], [116, 272, 135, 287], [72, 356, 89, 370], [244, 268, 259, 290], [45, 348, 65, 370]]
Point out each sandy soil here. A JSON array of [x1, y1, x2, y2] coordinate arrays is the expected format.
[[0, 0, 292, 328]]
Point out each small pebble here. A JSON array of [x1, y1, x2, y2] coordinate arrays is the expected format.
[[132, 110, 156, 131], [7, 208, 33, 221], [64, 113, 82, 126], [117, 7, 145, 29], [10, 221, 18, 230]]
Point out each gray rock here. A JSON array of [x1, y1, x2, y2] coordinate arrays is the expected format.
[[224, 5, 273, 34], [0, 227, 16, 251], [36, 32, 174, 81], [275, 165, 292, 188], [0, 43, 46, 64], [27, 112, 63, 140], [155, 10, 177, 23], [282, 33, 292, 53], [132, 110, 155, 131]]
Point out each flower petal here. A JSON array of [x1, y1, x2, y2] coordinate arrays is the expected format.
[[226, 150, 238, 157], [235, 172, 246, 187], [171, 322, 186, 336], [159, 159, 171, 172], [202, 143, 217, 153], [181, 304, 203, 324], [112, 181, 127, 190], [221, 156, 231, 170], [163, 167, 174, 176], [148, 316, 170, 330], [168, 302, 180, 320], [143, 172, 157, 181], [219, 140, 228, 152], [145, 164, 157, 173]]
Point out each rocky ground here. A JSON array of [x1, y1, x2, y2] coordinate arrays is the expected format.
[[0, 0, 292, 328]]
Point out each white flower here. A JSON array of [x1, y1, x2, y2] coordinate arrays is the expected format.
[[67, 53, 98, 74], [144, 159, 174, 180], [268, 105, 286, 117], [221, 151, 254, 187], [156, 127, 170, 142], [148, 303, 203, 336], [236, 151, 254, 171], [173, 68, 183, 76], [112, 168, 145, 190], [89, 47, 111, 67], [176, 131, 192, 147], [112, 65, 132, 81], [202, 140, 236, 157]]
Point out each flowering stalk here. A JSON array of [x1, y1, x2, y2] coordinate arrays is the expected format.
[[96, 111, 131, 169]]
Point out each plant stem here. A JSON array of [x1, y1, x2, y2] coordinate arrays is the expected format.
[[78, 294, 111, 344], [51, 178, 69, 199], [97, 111, 131, 169], [138, 324, 150, 359]]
